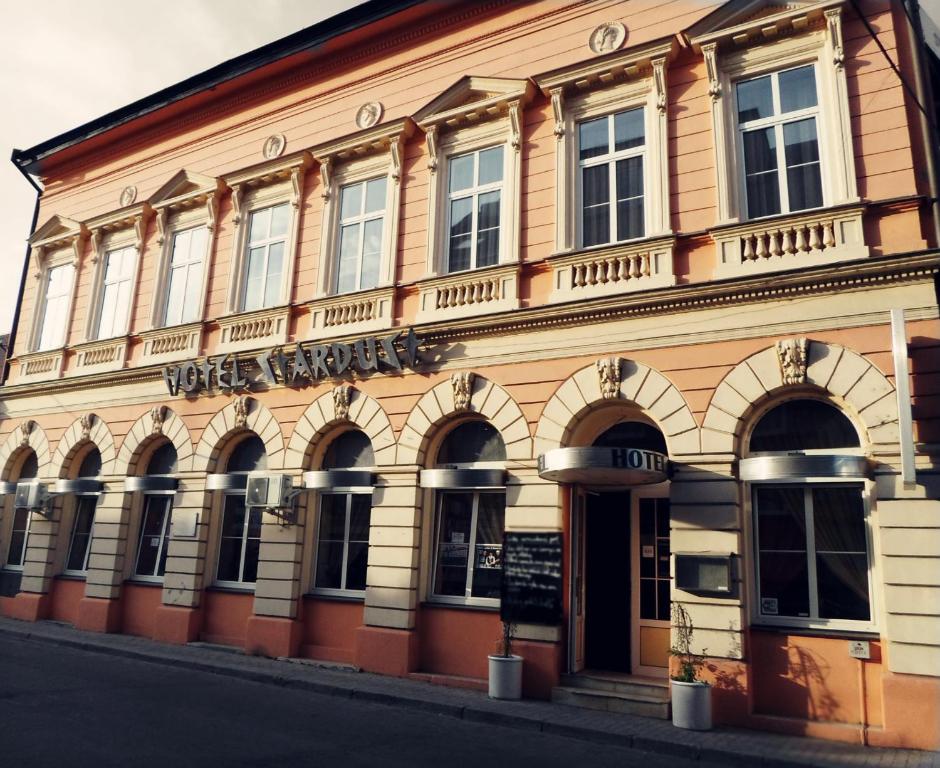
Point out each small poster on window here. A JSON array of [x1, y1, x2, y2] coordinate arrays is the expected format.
[[476, 545, 502, 570], [761, 597, 779, 615], [440, 542, 468, 566], [451, 532, 465, 544], [641, 545, 655, 558], [150, 537, 161, 548]]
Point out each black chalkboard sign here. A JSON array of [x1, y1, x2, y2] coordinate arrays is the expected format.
[[500, 532, 563, 626]]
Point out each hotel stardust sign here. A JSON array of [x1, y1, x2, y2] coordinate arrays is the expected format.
[[161, 327, 424, 396]]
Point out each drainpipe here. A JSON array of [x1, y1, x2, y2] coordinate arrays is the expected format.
[[903, 0, 940, 246], [5, 152, 43, 386]]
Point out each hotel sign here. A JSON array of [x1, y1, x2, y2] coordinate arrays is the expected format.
[[161, 327, 424, 396]]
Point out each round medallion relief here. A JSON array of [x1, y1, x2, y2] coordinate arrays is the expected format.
[[589, 21, 627, 54], [355, 102, 383, 129], [119, 185, 137, 206], [262, 134, 286, 160]]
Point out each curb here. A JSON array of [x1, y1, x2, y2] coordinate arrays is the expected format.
[[0, 624, 917, 768]]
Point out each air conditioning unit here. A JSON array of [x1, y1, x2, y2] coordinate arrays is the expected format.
[[246, 473, 293, 509], [15, 482, 50, 513]]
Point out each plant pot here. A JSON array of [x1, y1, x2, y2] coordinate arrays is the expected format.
[[488, 654, 523, 699], [671, 680, 712, 730]]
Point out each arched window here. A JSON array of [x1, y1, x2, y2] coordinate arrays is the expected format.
[[431, 421, 506, 605], [748, 399, 871, 629], [133, 442, 179, 581], [65, 447, 102, 575], [217, 435, 268, 587], [592, 420, 668, 453], [749, 399, 859, 453], [5, 450, 38, 570], [314, 431, 374, 594]]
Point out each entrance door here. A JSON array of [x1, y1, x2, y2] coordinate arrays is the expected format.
[[584, 491, 631, 672], [632, 492, 671, 675]]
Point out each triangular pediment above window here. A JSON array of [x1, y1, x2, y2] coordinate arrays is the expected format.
[[29, 214, 83, 246], [414, 76, 534, 128], [149, 170, 223, 209], [686, 0, 841, 48]]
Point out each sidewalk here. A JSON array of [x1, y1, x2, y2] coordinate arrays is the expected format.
[[1, 616, 936, 768]]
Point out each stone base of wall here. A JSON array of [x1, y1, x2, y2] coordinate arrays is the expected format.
[[355, 625, 418, 676], [245, 615, 302, 658], [76, 596, 122, 633], [516, 639, 562, 700], [152, 605, 202, 645], [2, 591, 50, 622]]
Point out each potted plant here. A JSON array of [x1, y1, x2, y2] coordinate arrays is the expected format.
[[670, 602, 712, 730], [488, 620, 523, 699]]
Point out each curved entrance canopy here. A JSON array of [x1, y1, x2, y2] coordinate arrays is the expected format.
[[537, 447, 669, 486]]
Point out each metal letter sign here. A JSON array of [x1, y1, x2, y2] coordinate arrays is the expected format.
[[161, 327, 424, 396]]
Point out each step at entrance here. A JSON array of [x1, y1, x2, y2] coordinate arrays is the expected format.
[[551, 672, 670, 719]]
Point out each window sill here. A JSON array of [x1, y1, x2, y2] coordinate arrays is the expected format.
[[546, 235, 677, 304], [68, 336, 128, 377], [14, 348, 66, 383], [303, 285, 395, 338], [421, 600, 499, 614], [207, 584, 255, 595], [124, 578, 165, 588], [56, 573, 87, 582], [750, 623, 879, 640], [304, 591, 365, 604], [414, 262, 520, 324]]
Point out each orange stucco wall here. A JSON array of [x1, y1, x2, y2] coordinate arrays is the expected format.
[[417, 605, 501, 681], [201, 590, 253, 647], [299, 596, 362, 665], [121, 582, 164, 638], [47, 577, 84, 626]]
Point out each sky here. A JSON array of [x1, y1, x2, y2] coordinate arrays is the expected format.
[[0, 0, 362, 338]]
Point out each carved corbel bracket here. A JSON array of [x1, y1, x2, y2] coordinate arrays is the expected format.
[[825, 8, 845, 70], [19, 419, 36, 448], [155, 208, 169, 247], [550, 88, 565, 138], [233, 395, 251, 429], [425, 125, 439, 173], [206, 192, 220, 232], [776, 337, 809, 385], [150, 405, 167, 435], [652, 58, 667, 114], [32, 245, 45, 280], [231, 184, 245, 226], [290, 164, 305, 209], [508, 100, 522, 150], [390, 134, 404, 182], [80, 412, 95, 441], [318, 157, 332, 200], [702, 43, 721, 102], [90, 229, 105, 265], [596, 357, 622, 400], [134, 214, 147, 253]]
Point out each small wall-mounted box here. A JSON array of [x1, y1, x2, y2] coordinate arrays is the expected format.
[[848, 640, 871, 660], [675, 553, 734, 595]]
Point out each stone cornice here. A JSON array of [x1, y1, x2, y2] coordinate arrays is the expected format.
[[3, 249, 938, 401]]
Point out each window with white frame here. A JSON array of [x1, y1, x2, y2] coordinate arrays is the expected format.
[[314, 430, 374, 594], [578, 107, 645, 247], [242, 203, 289, 312], [446, 146, 504, 272], [747, 399, 873, 630], [5, 451, 38, 570], [133, 442, 177, 580], [163, 226, 208, 326], [736, 65, 823, 220], [94, 245, 137, 339], [64, 447, 101, 575], [430, 421, 506, 606], [216, 435, 267, 587], [35, 262, 74, 351], [335, 178, 387, 293]]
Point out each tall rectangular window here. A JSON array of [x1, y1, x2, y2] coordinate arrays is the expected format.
[[242, 203, 289, 311], [314, 493, 371, 593], [446, 146, 503, 273], [95, 245, 137, 339], [578, 107, 645, 247], [164, 227, 207, 326], [216, 494, 261, 585], [754, 485, 871, 625], [736, 65, 823, 219], [335, 178, 386, 294], [65, 496, 97, 573], [36, 263, 74, 351], [431, 491, 504, 603], [6, 508, 31, 569], [638, 498, 671, 622], [134, 496, 172, 579]]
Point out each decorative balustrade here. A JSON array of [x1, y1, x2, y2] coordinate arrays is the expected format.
[[307, 286, 393, 337], [16, 349, 64, 383], [140, 322, 202, 366], [217, 306, 289, 353], [70, 337, 128, 376], [713, 206, 868, 278], [415, 263, 519, 323], [549, 237, 676, 303]]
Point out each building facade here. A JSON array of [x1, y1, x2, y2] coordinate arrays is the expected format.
[[3, 0, 939, 751]]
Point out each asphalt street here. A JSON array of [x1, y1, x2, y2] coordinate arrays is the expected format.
[[0, 634, 715, 768]]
